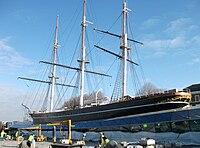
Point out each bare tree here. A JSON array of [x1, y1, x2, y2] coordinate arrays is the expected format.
[[63, 96, 80, 109], [0, 121, 3, 131], [63, 91, 108, 109], [136, 82, 163, 96]]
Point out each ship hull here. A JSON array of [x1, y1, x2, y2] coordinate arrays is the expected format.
[[30, 94, 189, 124]]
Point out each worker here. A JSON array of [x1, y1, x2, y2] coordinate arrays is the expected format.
[[99, 132, 111, 148], [102, 136, 110, 148], [27, 133, 35, 148], [143, 123, 148, 128], [15, 130, 19, 139], [82, 132, 86, 141], [6, 130, 11, 140], [0, 130, 6, 138], [99, 132, 105, 146]]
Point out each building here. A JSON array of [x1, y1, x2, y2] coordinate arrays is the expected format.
[[184, 83, 200, 104]]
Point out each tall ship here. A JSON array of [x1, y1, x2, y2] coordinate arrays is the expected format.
[[19, 0, 191, 125]]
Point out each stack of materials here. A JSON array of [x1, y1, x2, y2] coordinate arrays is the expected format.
[[139, 138, 156, 148]]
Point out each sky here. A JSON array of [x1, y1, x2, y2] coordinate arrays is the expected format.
[[0, 0, 200, 122]]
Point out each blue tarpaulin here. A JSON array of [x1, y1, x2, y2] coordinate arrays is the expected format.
[[10, 121, 34, 129], [73, 106, 200, 129], [12, 106, 200, 130]]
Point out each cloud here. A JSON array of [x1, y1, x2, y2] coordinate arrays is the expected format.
[[141, 18, 160, 30], [141, 17, 200, 58], [166, 18, 190, 32], [188, 57, 200, 65], [144, 36, 186, 56], [0, 37, 32, 69], [0, 84, 25, 121], [165, 18, 198, 36], [192, 58, 200, 63], [0, 83, 51, 121], [192, 35, 200, 45]]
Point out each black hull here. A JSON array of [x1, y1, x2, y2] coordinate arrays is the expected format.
[[30, 94, 189, 124]]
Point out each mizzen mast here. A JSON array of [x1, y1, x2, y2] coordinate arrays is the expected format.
[[50, 15, 59, 112], [94, 0, 143, 100], [121, 0, 130, 98], [79, 0, 87, 108]]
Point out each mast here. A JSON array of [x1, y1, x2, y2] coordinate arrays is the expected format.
[[50, 16, 59, 112], [80, 0, 87, 108], [18, 15, 78, 112], [94, 0, 142, 100], [121, 0, 129, 98]]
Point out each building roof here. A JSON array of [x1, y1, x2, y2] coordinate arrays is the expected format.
[[185, 84, 200, 92], [10, 121, 34, 129]]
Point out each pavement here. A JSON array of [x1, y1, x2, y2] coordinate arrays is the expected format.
[[0, 140, 51, 148]]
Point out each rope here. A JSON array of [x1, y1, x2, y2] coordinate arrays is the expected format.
[[41, 84, 50, 111], [85, 13, 122, 59], [111, 58, 123, 101]]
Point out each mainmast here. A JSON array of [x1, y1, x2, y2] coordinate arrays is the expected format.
[[50, 16, 59, 112], [80, 0, 87, 108], [121, 0, 130, 98]]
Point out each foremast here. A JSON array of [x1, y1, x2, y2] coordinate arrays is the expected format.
[[18, 16, 77, 112]]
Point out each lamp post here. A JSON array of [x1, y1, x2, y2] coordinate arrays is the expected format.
[[96, 88, 102, 105], [83, 92, 87, 107]]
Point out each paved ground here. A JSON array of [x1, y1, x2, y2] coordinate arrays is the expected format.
[[1, 140, 200, 148], [0, 140, 51, 148], [0, 140, 92, 148]]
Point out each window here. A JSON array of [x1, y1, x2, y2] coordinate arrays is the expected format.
[[171, 121, 190, 133], [195, 95, 200, 102], [155, 122, 171, 132], [190, 120, 200, 131]]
